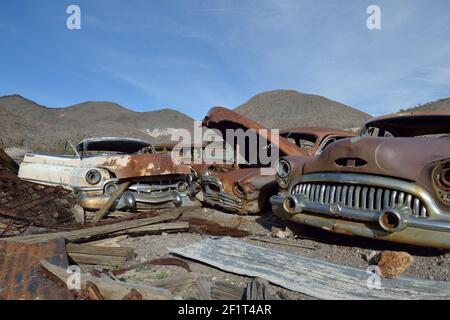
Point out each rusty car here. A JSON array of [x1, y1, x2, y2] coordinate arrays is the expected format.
[[18, 137, 200, 213], [197, 107, 354, 215], [270, 111, 450, 248]]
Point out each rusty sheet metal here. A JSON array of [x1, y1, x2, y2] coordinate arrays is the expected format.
[[99, 153, 191, 179], [0, 167, 75, 227], [0, 238, 74, 300]]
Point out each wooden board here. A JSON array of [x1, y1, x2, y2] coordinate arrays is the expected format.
[[170, 237, 450, 300], [5, 211, 180, 244], [66, 243, 134, 266]]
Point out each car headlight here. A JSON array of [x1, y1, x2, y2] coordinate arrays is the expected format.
[[233, 183, 246, 198], [432, 163, 450, 205], [85, 169, 102, 185], [276, 160, 291, 178]]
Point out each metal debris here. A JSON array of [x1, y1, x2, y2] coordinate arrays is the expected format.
[[0, 166, 76, 228], [0, 238, 75, 300]]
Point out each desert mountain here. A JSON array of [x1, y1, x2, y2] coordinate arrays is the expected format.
[[400, 97, 450, 112], [0, 94, 195, 152], [234, 90, 371, 130]]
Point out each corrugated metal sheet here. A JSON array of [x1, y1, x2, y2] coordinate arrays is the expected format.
[[0, 238, 74, 300]]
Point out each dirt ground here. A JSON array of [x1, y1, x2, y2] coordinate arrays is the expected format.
[[83, 206, 450, 300]]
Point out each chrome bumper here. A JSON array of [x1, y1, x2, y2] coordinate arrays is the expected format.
[[77, 190, 193, 211], [271, 194, 450, 232], [270, 193, 450, 248]]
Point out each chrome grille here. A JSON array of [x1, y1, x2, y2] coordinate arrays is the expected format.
[[291, 182, 428, 217]]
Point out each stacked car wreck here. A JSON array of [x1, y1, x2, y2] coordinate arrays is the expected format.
[[271, 111, 450, 248]]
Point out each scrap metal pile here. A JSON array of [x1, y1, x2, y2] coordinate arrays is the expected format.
[[0, 158, 76, 236]]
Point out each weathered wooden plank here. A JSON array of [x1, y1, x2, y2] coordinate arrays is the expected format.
[[246, 278, 280, 300], [147, 273, 199, 294], [66, 243, 134, 259], [5, 211, 180, 244], [92, 182, 131, 223], [196, 277, 213, 300], [112, 222, 189, 236], [68, 253, 127, 266], [170, 237, 450, 300], [211, 281, 245, 300], [40, 260, 172, 300]]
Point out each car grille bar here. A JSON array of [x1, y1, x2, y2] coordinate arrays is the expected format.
[[292, 182, 428, 217]]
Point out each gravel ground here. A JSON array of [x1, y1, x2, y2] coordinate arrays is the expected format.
[[87, 207, 450, 300]]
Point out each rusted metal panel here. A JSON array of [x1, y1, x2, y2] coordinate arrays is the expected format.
[[0, 238, 75, 300]]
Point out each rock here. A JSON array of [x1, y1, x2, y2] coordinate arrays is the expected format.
[[364, 250, 379, 263], [377, 251, 414, 279], [72, 204, 85, 224], [271, 226, 293, 239]]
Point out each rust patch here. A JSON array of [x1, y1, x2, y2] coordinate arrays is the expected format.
[[100, 153, 191, 179], [0, 238, 75, 300]]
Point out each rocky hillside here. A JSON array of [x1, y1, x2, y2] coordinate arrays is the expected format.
[[0, 95, 195, 152], [234, 90, 371, 129], [400, 97, 450, 112]]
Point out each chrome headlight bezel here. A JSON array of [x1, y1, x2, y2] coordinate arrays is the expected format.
[[432, 163, 450, 206], [85, 169, 102, 185], [276, 160, 291, 179]]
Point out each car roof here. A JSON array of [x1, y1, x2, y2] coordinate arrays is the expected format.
[[364, 111, 450, 137]]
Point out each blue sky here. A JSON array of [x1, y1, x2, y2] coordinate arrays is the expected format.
[[0, 0, 449, 119]]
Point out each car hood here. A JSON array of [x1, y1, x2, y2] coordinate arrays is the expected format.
[[288, 137, 450, 182], [83, 153, 191, 179]]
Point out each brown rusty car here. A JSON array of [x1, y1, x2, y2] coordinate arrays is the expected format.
[[271, 111, 450, 248], [198, 107, 354, 214]]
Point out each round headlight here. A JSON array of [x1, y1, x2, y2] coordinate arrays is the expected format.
[[104, 181, 118, 195], [233, 183, 245, 198], [438, 169, 450, 189], [85, 169, 102, 185], [276, 160, 291, 178]]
